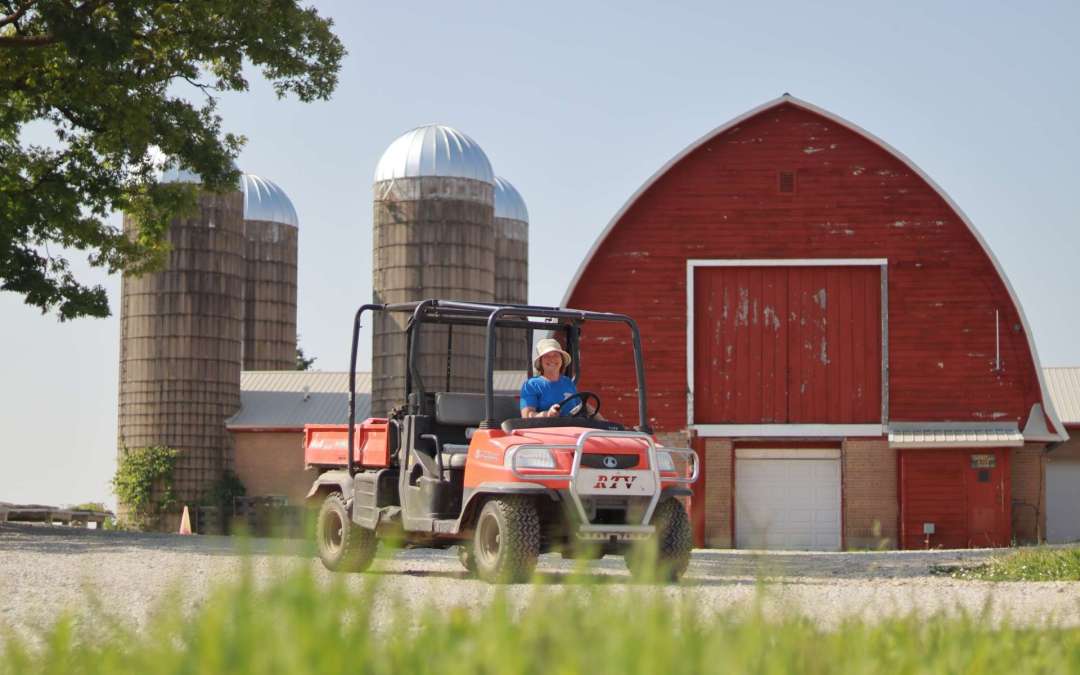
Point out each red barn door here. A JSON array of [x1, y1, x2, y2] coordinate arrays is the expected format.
[[899, 448, 1011, 549], [693, 265, 882, 424]]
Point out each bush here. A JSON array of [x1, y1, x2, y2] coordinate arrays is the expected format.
[[111, 445, 178, 529], [204, 470, 246, 511]]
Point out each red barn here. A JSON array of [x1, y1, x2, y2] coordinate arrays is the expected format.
[[564, 95, 1067, 550]]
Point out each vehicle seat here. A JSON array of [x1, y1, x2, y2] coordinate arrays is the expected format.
[[435, 392, 520, 426], [442, 443, 469, 470]]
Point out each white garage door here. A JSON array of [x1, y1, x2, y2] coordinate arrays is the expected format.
[[1047, 459, 1080, 544], [735, 449, 842, 551]]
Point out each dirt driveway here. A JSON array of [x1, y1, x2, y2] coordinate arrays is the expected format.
[[2, 523, 1079, 640]]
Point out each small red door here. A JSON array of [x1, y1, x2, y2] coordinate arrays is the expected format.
[[964, 449, 1010, 547], [899, 448, 1011, 549]]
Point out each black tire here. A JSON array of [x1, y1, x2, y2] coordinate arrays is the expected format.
[[316, 493, 377, 573], [458, 544, 478, 576], [472, 496, 541, 583], [625, 498, 692, 583]]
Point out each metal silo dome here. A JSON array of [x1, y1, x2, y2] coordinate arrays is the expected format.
[[493, 176, 529, 222], [373, 124, 494, 184], [240, 173, 300, 227]]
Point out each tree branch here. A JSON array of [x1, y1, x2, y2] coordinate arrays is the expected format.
[[55, 104, 104, 133], [0, 0, 36, 29], [0, 32, 56, 47]]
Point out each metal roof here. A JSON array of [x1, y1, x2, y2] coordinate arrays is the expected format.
[[229, 370, 529, 429], [240, 174, 299, 227], [888, 422, 1024, 448], [1044, 367, 1080, 425], [494, 176, 529, 222], [228, 372, 366, 429], [374, 125, 494, 184]]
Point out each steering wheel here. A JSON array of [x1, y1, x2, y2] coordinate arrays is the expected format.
[[558, 391, 601, 419]]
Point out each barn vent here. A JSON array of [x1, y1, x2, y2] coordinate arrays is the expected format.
[[778, 171, 796, 193]]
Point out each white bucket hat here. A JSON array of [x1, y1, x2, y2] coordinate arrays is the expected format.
[[533, 338, 572, 373]]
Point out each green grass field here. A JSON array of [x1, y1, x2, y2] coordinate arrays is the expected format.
[[953, 547, 1080, 582], [3, 565, 1080, 675]]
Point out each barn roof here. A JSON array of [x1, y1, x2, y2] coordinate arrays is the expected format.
[[561, 94, 1067, 442], [228, 370, 528, 430], [1044, 367, 1080, 426]]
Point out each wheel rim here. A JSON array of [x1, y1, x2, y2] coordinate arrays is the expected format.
[[476, 511, 501, 568], [323, 510, 344, 553]]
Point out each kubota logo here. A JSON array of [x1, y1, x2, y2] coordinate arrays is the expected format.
[[602, 456, 618, 469]]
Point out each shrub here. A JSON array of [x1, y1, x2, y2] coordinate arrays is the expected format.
[[111, 445, 178, 529]]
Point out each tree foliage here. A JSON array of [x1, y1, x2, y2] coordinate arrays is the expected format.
[[295, 343, 315, 370], [0, 1, 345, 320]]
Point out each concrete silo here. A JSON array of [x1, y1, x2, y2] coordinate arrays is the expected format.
[[117, 167, 244, 506], [371, 125, 496, 416], [492, 176, 529, 371], [240, 174, 299, 371]]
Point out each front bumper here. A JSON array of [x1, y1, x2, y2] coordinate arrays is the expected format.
[[504, 429, 699, 541]]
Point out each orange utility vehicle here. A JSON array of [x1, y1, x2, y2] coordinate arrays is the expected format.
[[303, 300, 699, 583]]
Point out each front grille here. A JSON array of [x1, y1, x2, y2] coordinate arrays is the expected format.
[[581, 453, 639, 469]]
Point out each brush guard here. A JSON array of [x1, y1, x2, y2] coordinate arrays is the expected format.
[[505, 429, 699, 541]]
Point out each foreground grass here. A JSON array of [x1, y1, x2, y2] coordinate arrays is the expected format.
[[3, 567, 1080, 675], [954, 547, 1080, 582]]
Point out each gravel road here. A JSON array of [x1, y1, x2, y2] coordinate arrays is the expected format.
[[3, 523, 1079, 642]]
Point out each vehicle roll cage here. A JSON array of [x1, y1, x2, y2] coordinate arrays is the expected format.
[[346, 300, 651, 476]]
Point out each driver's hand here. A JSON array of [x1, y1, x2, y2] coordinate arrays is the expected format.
[[547, 404, 561, 417]]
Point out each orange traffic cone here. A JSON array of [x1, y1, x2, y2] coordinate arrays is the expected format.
[[178, 505, 193, 535]]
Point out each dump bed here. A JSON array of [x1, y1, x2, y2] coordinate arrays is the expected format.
[[304, 418, 390, 469]]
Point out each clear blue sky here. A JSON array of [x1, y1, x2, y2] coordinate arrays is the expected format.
[[1, 0, 1077, 507]]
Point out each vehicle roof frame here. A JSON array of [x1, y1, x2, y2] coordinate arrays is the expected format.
[[346, 300, 650, 476]]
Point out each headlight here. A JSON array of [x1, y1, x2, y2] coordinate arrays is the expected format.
[[656, 451, 676, 473], [508, 447, 556, 470]]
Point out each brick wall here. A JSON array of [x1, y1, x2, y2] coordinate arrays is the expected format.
[[1011, 444, 1046, 544], [232, 431, 316, 505], [842, 439, 897, 549], [703, 438, 733, 547], [654, 431, 690, 451]]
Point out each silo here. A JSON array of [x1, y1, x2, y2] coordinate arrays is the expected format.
[[372, 125, 496, 416], [240, 174, 299, 371], [117, 167, 245, 508], [492, 176, 529, 371]]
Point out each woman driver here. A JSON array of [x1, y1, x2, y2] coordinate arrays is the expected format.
[[519, 338, 602, 419]]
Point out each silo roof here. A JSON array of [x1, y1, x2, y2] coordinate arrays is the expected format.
[[374, 125, 494, 184], [240, 173, 300, 227], [494, 176, 529, 222]]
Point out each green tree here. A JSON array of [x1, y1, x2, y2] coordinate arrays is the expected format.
[[1, 1, 345, 320], [295, 343, 315, 370]]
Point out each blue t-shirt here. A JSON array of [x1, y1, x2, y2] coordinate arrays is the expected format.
[[520, 375, 578, 417]]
